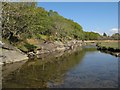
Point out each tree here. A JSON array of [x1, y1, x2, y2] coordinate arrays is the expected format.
[[2, 2, 103, 49], [103, 33, 107, 36], [111, 33, 120, 40], [84, 32, 100, 40]]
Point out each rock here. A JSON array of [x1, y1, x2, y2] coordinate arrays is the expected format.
[[35, 40, 83, 59], [70, 45, 74, 49], [65, 46, 70, 50], [54, 41, 64, 46], [56, 47, 66, 51], [36, 49, 50, 55], [0, 62, 3, 65], [115, 53, 120, 57], [54, 51, 64, 58], [36, 50, 40, 55], [0, 41, 4, 48], [2, 49, 28, 64], [118, 53, 120, 57], [28, 52, 36, 59]]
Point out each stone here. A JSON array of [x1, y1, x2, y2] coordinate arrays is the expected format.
[[56, 47, 66, 51], [28, 52, 35, 59], [2, 49, 28, 64], [0, 41, 4, 48]]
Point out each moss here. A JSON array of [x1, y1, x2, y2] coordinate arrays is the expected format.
[[24, 43, 37, 52], [18, 45, 29, 53]]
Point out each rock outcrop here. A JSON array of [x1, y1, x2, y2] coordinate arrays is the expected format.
[[0, 42, 28, 64], [36, 40, 83, 55], [0, 40, 83, 64]]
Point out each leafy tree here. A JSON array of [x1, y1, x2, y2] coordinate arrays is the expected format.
[[84, 32, 100, 40]]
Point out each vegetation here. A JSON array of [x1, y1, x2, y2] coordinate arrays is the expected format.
[[24, 43, 37, 52], [99, 33, 120, 40], [111, 33, 120, 40], [84, 31, 101, 40], [97, 42, 120, 57], [97, 42, 119, 49], [2, 2, 119, 52], [103, 33, 107, 37], [2, 2, 85, 42]]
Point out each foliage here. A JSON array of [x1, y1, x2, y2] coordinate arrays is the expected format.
[[2, 2, 106, 49], [24, 43, 37, 52], [99, 33, 120, 40], [98, 42, 119, 49], [111, 33, 120, 40], [84, 31, 100, 40], [103, 33, 107, 36]]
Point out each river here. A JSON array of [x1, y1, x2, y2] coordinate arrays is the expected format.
[[2, 46, 118, 88]]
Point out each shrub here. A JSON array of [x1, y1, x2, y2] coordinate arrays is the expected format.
[[101, 46, 107, 50], [24, 43, 37, 52], [115, 48, 120, 52], [108, 47, 115, 52]]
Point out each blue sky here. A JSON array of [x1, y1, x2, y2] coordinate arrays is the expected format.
[[37, 2, 118, 36]]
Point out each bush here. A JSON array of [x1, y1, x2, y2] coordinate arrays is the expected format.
[[24, 43, 37, 52], [108, 47, 115, 52], [18, 45, 29, 53], [101, 46, 107, 50], [115, 48, 120, 52]]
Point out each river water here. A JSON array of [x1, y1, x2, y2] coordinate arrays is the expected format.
[[2, 46, 118, 88]]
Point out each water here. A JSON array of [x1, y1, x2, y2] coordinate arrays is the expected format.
[[2, 47, 118, 88]]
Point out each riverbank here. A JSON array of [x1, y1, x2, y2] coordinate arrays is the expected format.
[[35, 40, 82, 55], [3, 46, 118, 88], [1, 40, 119, 64], [2, 46, 83, 79], [96, 42, 120, 57], [1, 40, 83, 64]]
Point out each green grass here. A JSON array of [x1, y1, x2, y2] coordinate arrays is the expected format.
[[98, 42, 119, 49]]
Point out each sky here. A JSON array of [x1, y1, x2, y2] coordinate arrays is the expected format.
[[37, 2, 118, 36]]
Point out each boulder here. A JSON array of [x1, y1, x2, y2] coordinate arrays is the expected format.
[[56, 47, 66, 51], [2, 49, 28, 64], [28, 52, 36, 59], [0, 41, 4, 48]]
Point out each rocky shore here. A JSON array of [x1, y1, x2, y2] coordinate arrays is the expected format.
[[28, 40, 83, 59], [1, 40, 83, 64]]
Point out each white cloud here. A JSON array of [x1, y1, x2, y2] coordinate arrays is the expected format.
[[108, 28, 119, 36], [110, 28, 118, 33]]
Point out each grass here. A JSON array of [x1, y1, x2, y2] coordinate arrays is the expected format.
[[98, 42, 119, 49]]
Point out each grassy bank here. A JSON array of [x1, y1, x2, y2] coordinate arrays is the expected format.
[[97, 42, 119, 49], [96, 42, 120, 57]]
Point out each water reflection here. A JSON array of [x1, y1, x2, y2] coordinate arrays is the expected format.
[[2, 47, 118, 88]]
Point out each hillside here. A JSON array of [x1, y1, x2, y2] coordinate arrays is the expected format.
[[2, 2, 101, 52]]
